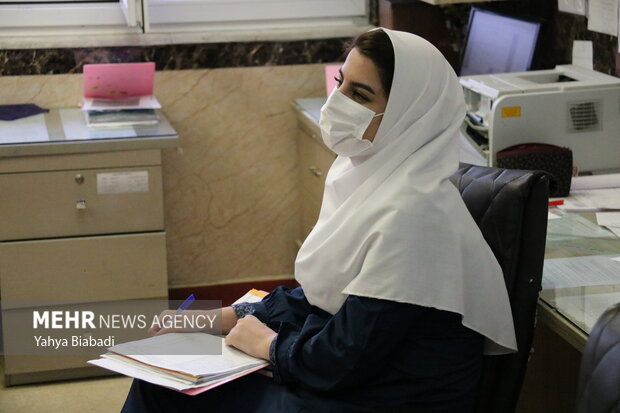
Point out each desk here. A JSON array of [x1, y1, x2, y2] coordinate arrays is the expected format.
[[538, 210, 620, 352], [0, 108, 178, 385], [518, 210, 620, 412]]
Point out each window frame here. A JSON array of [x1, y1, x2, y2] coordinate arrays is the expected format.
[[0, 0, 369, 47], [0, 3, 133, 29]]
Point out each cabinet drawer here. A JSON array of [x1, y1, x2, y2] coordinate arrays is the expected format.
[[4, 355, 99, 378], [0, 232, 168, 304], [0, 166, 164, 240], [298, 130, 335, 202]]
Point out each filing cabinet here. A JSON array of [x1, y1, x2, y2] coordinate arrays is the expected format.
[[293, 100, 335, 245], [0, 148, 170, 385]]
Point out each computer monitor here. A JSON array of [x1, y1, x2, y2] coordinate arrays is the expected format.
[[458, 8, 541, 76]]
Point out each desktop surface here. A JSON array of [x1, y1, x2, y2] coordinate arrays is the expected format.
[[0, 108, 178, 157], [539, 209, 620, 351]]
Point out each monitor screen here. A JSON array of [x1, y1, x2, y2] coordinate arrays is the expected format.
[[459, 8, 541, 76]]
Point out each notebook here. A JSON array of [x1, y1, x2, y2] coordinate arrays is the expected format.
[[83, 62, 155, 99]]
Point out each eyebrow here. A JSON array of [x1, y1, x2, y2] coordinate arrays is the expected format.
[[338, 68, 376, 95]]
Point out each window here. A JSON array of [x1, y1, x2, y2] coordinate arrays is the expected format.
[[0, 0, 144, 36], [0, 0, 367, 44]]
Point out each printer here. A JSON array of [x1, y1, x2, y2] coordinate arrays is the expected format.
[[459, 65, 620, 173]]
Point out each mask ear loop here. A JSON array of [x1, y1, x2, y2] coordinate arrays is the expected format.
[[374, 113, 384, 118]]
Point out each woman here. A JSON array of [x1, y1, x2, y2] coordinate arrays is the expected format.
[[122, 28, 516, 413]]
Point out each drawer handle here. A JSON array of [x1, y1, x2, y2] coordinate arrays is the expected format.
[[76, 199, 87, 210], [75, 174, 84, 184], [308, 166, 322, 177]]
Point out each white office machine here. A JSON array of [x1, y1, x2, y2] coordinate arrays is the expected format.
[[459, 65, 620, 173]]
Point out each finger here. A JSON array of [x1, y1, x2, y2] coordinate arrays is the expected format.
[[224, 330, 236, 346]]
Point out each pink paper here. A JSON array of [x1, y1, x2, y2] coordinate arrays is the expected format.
[[324, 65, 341, 96], [180, 364, 269, 396], [83, 62, 155, 99]]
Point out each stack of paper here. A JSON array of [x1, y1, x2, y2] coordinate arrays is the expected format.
[[560, 173, 620, 212], [84, 108, 160, 128], [596, 212, 620, 238], [89, 333, 268, 394], [89, 289, 270, 395], [82, 62, 161, 128]]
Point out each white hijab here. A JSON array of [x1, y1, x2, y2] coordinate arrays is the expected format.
[[294, 28, 517, 355]]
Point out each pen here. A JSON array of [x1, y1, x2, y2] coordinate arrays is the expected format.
[[175, 293, 195, 315]]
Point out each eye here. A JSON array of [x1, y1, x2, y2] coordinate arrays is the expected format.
[[334, 76, 343, 87], [352, 90, 369, 103]]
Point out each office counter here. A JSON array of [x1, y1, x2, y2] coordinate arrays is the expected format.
[[519, 209, 620, 411], [0, 108, 178, 385]]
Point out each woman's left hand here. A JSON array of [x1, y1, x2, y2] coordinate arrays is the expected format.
[[224, 315, 277, 360]]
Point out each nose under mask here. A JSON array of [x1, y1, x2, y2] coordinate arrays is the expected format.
[[319, 88, 384, 157]]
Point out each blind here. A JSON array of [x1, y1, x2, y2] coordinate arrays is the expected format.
[[148, 0, 366, 25]]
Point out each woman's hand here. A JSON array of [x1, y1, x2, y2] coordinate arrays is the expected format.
[[225, 315, 277, 360]]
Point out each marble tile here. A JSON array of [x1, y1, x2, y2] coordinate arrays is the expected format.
[[0, 39, 347, 76], [157, 65, 325, 287], [0, 64, 326, 288], [0, 74, 82, 109]]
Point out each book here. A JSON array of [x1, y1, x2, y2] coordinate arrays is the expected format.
[[82, 95, 161, 112], [85, 109, 159, 128], [88, 289, 270, 395]]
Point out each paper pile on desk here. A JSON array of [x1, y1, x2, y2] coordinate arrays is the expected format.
[[559, 173, 620, 212], [596, 212, 620, 238], [547, 212, 616, 241], [82, 62, 161, 128], [543, 255, 620, 289]]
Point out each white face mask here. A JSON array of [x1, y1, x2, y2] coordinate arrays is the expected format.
[[319, 88, 384, 157]]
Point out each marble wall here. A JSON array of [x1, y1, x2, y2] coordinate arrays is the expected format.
[[158, 65, 325, 287], [0, 39, 347, 76], [0, 64, 326, 288]]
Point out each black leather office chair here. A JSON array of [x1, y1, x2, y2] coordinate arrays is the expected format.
[[575, 303, 620, 413], [450, 164, 549, 412]]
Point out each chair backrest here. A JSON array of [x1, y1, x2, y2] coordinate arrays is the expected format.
[[450, 164, 549, 412], [575, 303, 620, 413]]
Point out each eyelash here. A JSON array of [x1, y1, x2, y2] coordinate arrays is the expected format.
[[334, 76, 369, 102]]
